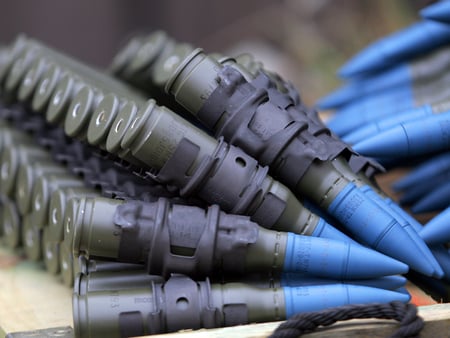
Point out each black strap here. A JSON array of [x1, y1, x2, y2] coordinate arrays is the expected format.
[[270, 302, 424, 338]]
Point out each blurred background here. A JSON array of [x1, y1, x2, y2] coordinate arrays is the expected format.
[[0, 0, 432, 105]]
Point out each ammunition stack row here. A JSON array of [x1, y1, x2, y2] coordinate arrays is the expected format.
[[318, 2, 450, 303], [318, 1, 450, 274], [110, 30, 448, 280], [0, 31, 443, 337], [0, 103, 181, 286]]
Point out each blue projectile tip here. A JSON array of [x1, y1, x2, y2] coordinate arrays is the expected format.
[[420, 206, 450, 245], [283, 233, 408, 280], [342, 123, 379, 145], [385, 110, 450, 157], [284, 284, 410, 316], [338, 44, 385, 78], [345, 241, 409, 278], [352, 125, 408, 157], [421, 1, 450, 23], [392, 151, 450, 191], [325, 108, 367, 137], [398, 174, 447, 206], [318, 63, 410, 109], [360, 186, 444, 279], [328, 183, 436, 276], [280, 273, 407, 290], [375, 220, 437, 277], [316, 84, 358, 110], [429, 244, 450, 280], [411, 181, 450, 214], [339, 21, 450, 78]]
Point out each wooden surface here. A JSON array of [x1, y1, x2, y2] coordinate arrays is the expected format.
[[147, 304, 450, 338], [0, 247, 72, 337]]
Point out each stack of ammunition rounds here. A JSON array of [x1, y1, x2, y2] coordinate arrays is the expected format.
[[318, 0, 450, 302], [0, 24, 446, 337]]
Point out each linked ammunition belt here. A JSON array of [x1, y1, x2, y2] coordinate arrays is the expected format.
[[0, 34, 426, 338]]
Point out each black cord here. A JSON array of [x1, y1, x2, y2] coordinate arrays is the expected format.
[[269, 302, 424, 338]]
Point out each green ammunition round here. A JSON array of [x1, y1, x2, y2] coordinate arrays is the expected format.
[[215, 52, 288, 93], [26, 38, 144, 101], [233, 53, 264, 78], [121, 99, 216, 172], [72, 197, 292, 277], [0, 49, 8, 91], [15, 161, 67, 215], [30, 173, 85, 229], [42, 226, 60, 275], [0, 144, 52, 197], [72, 197, 125, 260], [17, 57, 49, 102], [110, 36, 146, 76], [47, 187, 100, 242], [137, 37, 176, 83], [59, 197, 83, 284], [62, 197, 81, 247], [73, 273, 288, 337], [87, 93, 123, 147], [166, 48, 222, 115], [106, 99, 137, 153], [31, 62, 63, 113], [46, 73, 84, 125], [59, 239, 76, 287], [64, 85, 104, 140], [0, 35, 27, 87], [4, 47, 39, 96], [151, 42, 194, 88], [127, 31, 168, 74], [211, 53, 254, 83], [78, 257, 146, 275], [77, 270, 161, 293], [105, 100, 147, 166], [212, 282, 289, 323], [0, 194, 5, 239], [73, 273, 154, 338], [0, 127, 32, 155], [22, 213, 42, 261], [2, 196, 22, 249], [0, 49, 12, 87]]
